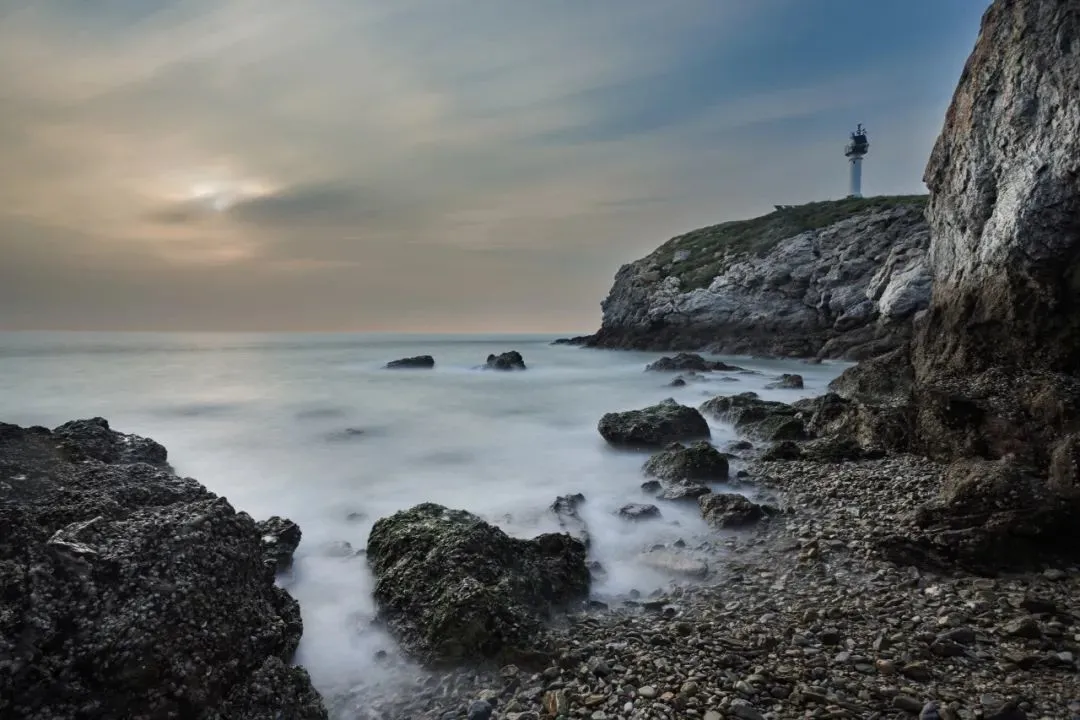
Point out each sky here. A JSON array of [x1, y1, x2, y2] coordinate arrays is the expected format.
[[0, 0, 989, 333]]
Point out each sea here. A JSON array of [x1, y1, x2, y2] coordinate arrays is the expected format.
[[0, 331, 848, 709]]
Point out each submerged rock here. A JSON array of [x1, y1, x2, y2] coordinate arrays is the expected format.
[[643, 441, 730, 484], [765, 373, 804, 390], [645, 353, 744, 373], [698, 492, 777, 529], [484, 351, 527, 371], [699, 392, 806, 441], [385, 355, 435, 369], [598, 399, 710, 449], [617, 503, 662, 522], [366, 503, 589, 666], [0, 420, 326, 720], [550, 493, 590, 548]]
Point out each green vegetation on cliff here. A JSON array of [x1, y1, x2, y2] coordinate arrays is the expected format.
[[651, 194, 928, 291]]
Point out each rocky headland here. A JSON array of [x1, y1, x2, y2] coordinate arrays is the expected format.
[[565, 194, 931, 361]]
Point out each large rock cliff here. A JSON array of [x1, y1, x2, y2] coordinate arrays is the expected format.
[[577, 195, 931, 360]]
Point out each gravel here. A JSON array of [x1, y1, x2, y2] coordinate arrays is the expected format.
[[336, 455, 1080, 720]]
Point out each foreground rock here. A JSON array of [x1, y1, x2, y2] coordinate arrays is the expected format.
[[366, 503, 589, 666], [698, 492, 777, 529], [576, 195, 930, 360], [598, 399, 710, 449], [483, 351, 526, 371], [700, 392, 806, 442], [385, 355, 435, 369], [644, 353, 744, 373], [0, 420, 326, 720]]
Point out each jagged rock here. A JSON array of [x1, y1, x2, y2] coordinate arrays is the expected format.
[[256, 516, 303, 573], [53, 416, 169, 467], [484, 351, 526, 371], [550, 493, 590, 548], [617, 503, 662, 522], [656, 483, 712, 503], [644, 353, 743, 373], [699, 392, 806, 441], [761, 440, 803, 461], [578, 197, 930, 359], [385, 355, 435, 369], [0, 420, 326, 720], [765, 373, 804, 390], [642, 441, 729, 483], [598, 399, 710, 449], [366, 503, 589, 666], [698, 492, 777, 529], [640, 480, 663, 495]]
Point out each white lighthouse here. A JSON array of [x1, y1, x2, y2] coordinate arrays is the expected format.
[[844, 124, 869, 198]]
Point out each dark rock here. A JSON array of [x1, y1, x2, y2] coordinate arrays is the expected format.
[[657, 483, 712, 503], [617, 503, 662, 522], [640, 480, 663, 495], [643, 441, 729, 483], [645, 353, 744, 373], [598, 399, 710, 449], [366, 503, 589, 666], [256, 516, 303, 573], [0, 420, 327, 720], [385, 355, 435, 369], [468, 700, 494, 720], [698, 492, 776, 529], [765, 373, 804, 390], [762, 440, 803, 461], [983, 701, 1028, 720], [550, 493, 590, 548], [700, 392, 806, 441], [484, 351, 526, 371], [53, 416, 169, 467], [669, 377, 687, 387]]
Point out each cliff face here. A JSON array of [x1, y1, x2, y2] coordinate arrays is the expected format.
[[582, 196, 931, 360]]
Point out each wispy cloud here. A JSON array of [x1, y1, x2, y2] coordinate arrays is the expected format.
[[0, 0, 986, 331]]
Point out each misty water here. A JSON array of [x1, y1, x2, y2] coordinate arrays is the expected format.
[[0, 332, 847, 711]]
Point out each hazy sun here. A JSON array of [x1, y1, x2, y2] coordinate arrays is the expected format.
[[188, 178, 271, 211]]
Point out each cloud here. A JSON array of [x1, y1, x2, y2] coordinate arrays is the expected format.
[[0, 0, 988, 331]]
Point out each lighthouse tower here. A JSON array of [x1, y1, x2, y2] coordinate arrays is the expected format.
[[844, 124, 869, 198]]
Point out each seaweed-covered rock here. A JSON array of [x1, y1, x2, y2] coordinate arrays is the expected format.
[[644, 353, 743, 373], [698, 492, 777, 529], [643, 441, 729, 484], [598, 399, 710, 449], [484, 351, 526, 371], [0, 420, 326, 720], [699, 392, 806, 441], [366, 503, 589, 667], [385, 355, 435, 369]]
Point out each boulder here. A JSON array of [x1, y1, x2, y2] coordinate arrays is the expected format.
[[550, 493, 590, 548], [617, 503, 662, 521], [699, 392, 806, 441], [0, 420, 326, 720], [484, 351, 526, 371], [698, 492, 777, 529], [642, 441, 729, 483], [656, 483, 712, 503], [385, 355, 435, 369], [366, 503, 589, 666], [765, 373, 804, 390], [598, 399, 710, 449], [645, 353, 744, 373]]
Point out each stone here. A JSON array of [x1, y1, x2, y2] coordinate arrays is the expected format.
[[366, 503, 589, 666], [0, 419, 326, 720], [698, 492, 777, 529], [766, 373, 804, 390], [598, 399, 711, 448], [468, 700, 494, 720], [385, 355, 435, 369], [256, 516, 303, 573], [643, 441, 730, 483], [617, 503, 661, 522], [483, 351, 526, 371], [730, 699, 765, 720], [637, 686, 657, 699], [550, 493, 590, 548], [894, 695, 925, 714], [644, 353, 744, 373]]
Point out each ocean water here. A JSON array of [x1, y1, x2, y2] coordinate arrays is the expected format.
[[0, 331, 847, 707]]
